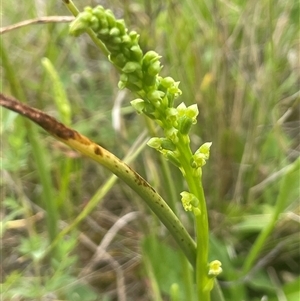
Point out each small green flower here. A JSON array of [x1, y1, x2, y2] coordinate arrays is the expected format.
[[147, 137, 162, 150], [147, 60, 162, 76], [203, 260, 222, 292], [105, 9, 116, 28], [178, 115, 194, 135], [142, 51, 162, 67], [122, 61, 142, 73], [147, 90, 165, 103], [180, 191, 199, 212], [208, 260, 222, 277], [160, 138, 177, 151], [130, 98, 145, 114], [130, 45, 143, 61], [192, 142, 212, 168], [160, 76, 176, 89], [164, 127, 179, 144]]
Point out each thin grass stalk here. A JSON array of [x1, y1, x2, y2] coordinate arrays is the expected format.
[[1, 44, 59, 254]]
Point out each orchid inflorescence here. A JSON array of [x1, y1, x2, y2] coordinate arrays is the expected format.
[[69, 7, 219, 297], [69, 5, 212, 187]]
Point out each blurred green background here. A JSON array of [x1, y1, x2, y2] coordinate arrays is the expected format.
[[1, 0, 299, 300]]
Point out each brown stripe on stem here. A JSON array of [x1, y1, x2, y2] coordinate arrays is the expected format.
[[0, 93, 94, 147]]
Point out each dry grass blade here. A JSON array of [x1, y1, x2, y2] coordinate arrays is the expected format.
[[0, 16, 75, 34]]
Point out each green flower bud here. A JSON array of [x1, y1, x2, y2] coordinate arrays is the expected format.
[[160, 138, 176, 151], [129, 31, 139, 44], [147, 60, 162, 76], [110, 27, 120, 37], [175, 103, 198, 135], [142, 51, 161, 69], [147, 90, 165, 102], [160, 76, 175, 88], [178, 115, 193, 135], [143, 50, 161, 62], [89, 16, 100, 31], [111, 36, 122, 45], [147, 137, 162, 150], [105, 10, 116, 28], [98, 17, 108, 29], [109, 53, 127, 68], [122, 47, 131, 59], [122, 61, 141, 73], [118, 80, 126, 90], [115, 20, 126, 35], [130, 45, 143, 61], [121, 34, 131, 45], [93, 6, 106, 21], [84, 6, 93, 13], [98, 28, 110, 37], [130, 98, 145, 114]]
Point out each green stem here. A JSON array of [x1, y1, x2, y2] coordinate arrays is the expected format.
[[177, 135, 210, 301]]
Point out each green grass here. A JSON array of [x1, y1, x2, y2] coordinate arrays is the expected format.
[[1, 0, 299, 300]]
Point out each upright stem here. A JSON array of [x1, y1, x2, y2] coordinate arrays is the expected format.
[[177, 135, 210, 301]]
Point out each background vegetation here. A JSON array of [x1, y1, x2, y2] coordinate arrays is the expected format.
[[1, 0, 299, 300]]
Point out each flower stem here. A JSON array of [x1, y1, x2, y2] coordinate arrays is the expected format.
[[177, 135, 210, 301]]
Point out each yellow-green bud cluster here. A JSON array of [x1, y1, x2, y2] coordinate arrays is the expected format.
[[69, 5, 182, 112], [70, 6, 212, 179]]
